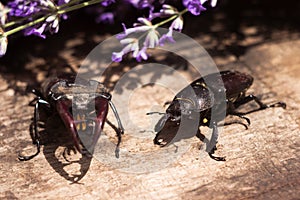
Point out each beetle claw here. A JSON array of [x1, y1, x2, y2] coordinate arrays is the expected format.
[[18, 140, 40, 161], [270, 101, 286, 109], [208, 145, 226, 161], [208, 153, 226, 161]]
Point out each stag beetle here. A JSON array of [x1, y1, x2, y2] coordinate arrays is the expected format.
[[151, 70, 286, 161], [18, 74, 124, 161]]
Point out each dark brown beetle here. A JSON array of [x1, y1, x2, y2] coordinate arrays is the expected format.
[[152, 70, 286, 161], [19, 74, 124, 161]]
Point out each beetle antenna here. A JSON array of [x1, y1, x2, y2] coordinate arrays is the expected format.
[[108, 101, 124, 133], [108, 101, 124, 158], [146, 112, 165, 115]]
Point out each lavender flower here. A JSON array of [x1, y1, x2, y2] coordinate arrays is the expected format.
[[159, 7, 183, 46], [126, 0, 155, 9], [116, 20, 151, 40], [159, 29, 175, 46], [112, 2, 192, 62], [7, 0, 55, 17], [23, 14, 61, 39], [24, 23, 47, 38], [183, 0, 206, 16], [0, 28, 7, 56], [96, 12, 114, 24], [135, 46, 148, 62], [112, 17, 161, 62], [0, 2, 9, 25], [0, 3, 8, 57], [58, 0, 70, 5], [200, 0, 218, 7], [112, 38, 139, 62], [210, 0, 217, 7], [58, 0, 70, 20], [101, 0, 115, 7], [7, 0, 67, 39], [0, 0, 219, 59], [144, 28, 159, 48]]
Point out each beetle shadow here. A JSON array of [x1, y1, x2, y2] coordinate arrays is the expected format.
[[40, 115, 93, 184]]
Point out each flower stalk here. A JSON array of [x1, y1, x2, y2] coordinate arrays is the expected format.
[[0, 0, 218, 58]]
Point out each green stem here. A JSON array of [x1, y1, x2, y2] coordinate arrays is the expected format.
[[57, 0, 82, 10], [129, 9, 188, 48], [57, 0, 102, 15], [154, 8, 188, 28], [4, 15, 48, 36], [3, 0, 104, 37]]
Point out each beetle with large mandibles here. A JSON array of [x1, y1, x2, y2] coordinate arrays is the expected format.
[[152, 70, 286, 161], [18, 74, 124, 161]]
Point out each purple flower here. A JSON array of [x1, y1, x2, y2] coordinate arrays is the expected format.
[[149, 4, 178, 20], [183, 0, 206, 15], [46, 15, 60, 33], [211, 0, 217, 7], [126, 0, 154, 9], [159, 29, 175, 46], [96, 12, 114, 24], [23, 15, 60, 39], [0, 28, 8, 57], [135, 47, 148, 62], [160, 4, 178, 16], [58, 0, 70, 20], [112, 38, 140, 62], [7, 0, 67, 39], [8, 0, 40, 17], [112, 16, 161, 63], [112, 0, 218, 62], [116, 20, 151, 40], [200, 0, 218, 7], [112, 51, 124, 62], [159, 14, 183, 46], [143, 28, 159, 48], [171, 16, 183, 31], [101, 0, 115, 7], [0, 2, 9, 25], [58, 0, 70, 5], [7, 0, 56, 17], [24, 23, 47, 39]]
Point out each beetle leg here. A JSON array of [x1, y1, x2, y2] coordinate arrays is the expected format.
[[196, 129, 207, 142], [227, 102, 251, 127], [207, 122, 226, 161], [229, 113, 251, 126], [234, 94, 286, 112], [18, 98, 49, 161], [223, 121, 249, 130], [108, 101, 124, 158]]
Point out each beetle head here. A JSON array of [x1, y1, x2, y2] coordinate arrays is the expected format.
[[154, 114, 181, 147], [154, 112, 200, 147]]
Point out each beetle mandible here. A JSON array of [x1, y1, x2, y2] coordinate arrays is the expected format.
[[151, 70, 286, 161], [18, 74, 124, 161]]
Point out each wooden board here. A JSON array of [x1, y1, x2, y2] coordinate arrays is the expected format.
[[1, 39, 299, 200]]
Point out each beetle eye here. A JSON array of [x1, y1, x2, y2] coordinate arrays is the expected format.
[[181, 109, 191, 115]]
